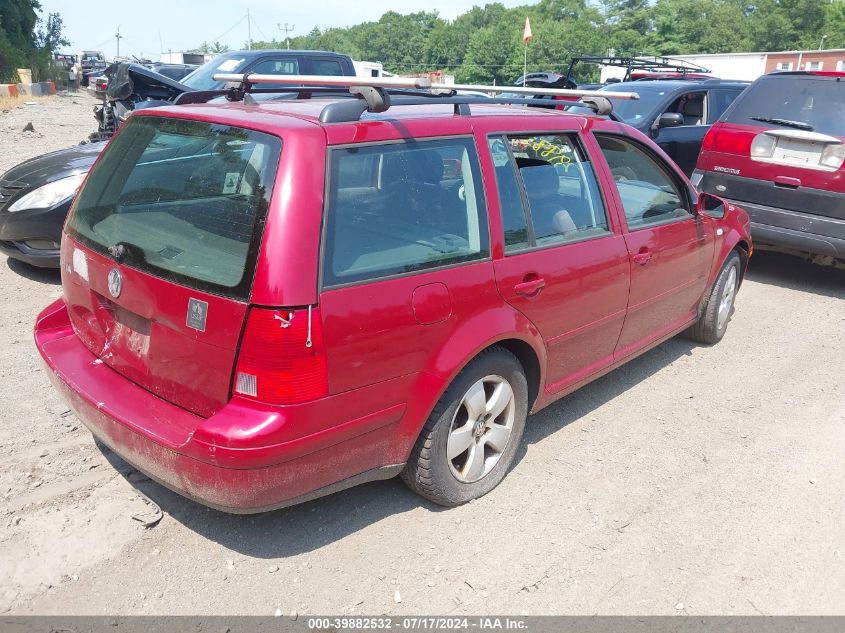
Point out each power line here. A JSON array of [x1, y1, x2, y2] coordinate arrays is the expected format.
[[208, 14, 247, 45]]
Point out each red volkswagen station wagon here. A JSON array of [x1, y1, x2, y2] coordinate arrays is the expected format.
[[34, 78, 751, 512]]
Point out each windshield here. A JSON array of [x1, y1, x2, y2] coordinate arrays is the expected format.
[[567, 84, 672, 123], [67, 116, 281, 299], [181, 55, 249, 90], [723, 75, 844, 137]]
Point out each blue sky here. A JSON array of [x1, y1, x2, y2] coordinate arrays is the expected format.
[[40, 0, 530, 60]]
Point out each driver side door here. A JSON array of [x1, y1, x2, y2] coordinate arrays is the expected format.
[[593, 133, 714, 360]]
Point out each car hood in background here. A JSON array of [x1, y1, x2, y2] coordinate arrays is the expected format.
[[0, 143, 104, 188]]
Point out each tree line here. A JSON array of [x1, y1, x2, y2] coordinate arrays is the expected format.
[[0, 0, 69, 83], [251, 0, 845, 85]]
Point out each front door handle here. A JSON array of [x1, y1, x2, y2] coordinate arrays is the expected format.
[[632, 249, 652, 265], [514, 277, 546, 297]]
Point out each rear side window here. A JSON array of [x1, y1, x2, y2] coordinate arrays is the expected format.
[[67, 116, 281, 299], [323, 138, 489, 287], [311, 59, 344, 76], [489, 133, 609, 252], [723, 76, 845, 136], [708, 89, 742, 122]]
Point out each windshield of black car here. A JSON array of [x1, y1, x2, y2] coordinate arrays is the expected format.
[[567, 84, 672, 124], [722, 75, 844, 137], [181, 56, 249, 91], [66, 116, 281, 299]]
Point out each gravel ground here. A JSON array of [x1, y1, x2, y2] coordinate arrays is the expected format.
[[1, 94, 843, 616]]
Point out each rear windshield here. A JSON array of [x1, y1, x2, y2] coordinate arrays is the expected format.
[[723, 75, 845, 137], [67, 116, 281, 299]]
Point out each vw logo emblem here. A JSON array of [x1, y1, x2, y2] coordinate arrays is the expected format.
[[107, 268, 123, 298]]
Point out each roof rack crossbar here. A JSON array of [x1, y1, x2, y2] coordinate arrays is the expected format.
[[208, 74, 640, 123]]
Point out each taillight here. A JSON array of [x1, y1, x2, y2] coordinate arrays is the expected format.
[[700, 125, 721, 153], [233, 306, 328, 405], [703, 124, 754, 155]]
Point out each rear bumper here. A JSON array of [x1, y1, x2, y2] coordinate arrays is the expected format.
[[726, 198, 845, 258], [35, 299, 437, 513], [695, 169, 845, 258]]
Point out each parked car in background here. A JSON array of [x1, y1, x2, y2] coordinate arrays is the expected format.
[[693, 71, 845, 267], [87, 74, 109, 99], [568, 78, 749, 175], [0, 50, 356, 268], [146, 63, 199, 82], [35, 78, 750, 512], [0, 143, 103, 267]]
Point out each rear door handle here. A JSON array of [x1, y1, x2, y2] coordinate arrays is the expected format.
[[632, 250, 652, 265], [514, 278, 546, 297]]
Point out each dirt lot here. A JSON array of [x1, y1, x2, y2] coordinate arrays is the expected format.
[[1, 94, 843, 616]]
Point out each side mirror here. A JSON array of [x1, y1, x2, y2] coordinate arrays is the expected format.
[[658, 112, 684, 128], [697, 192, 727, 218]]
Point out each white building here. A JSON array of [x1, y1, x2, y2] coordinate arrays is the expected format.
[[600, 49, 845, 83]]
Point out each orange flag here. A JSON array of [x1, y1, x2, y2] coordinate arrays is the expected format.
[[522, 17, 533, 44]]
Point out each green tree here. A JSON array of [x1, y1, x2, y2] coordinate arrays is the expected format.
[[821, 0, 845, 49], [0, 0, 39, 82], [746, 0, 826, 51], [651, 0, 751, 54], [32, 11, 70, 80], [460, 23, 522, 85]]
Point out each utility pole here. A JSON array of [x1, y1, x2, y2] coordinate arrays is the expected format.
[[278, 23, 295, 50], [247, 9, 252, 50], [115, 26, 123, 59]]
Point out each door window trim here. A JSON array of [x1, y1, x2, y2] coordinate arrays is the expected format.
[[486, 131, 615, 255], [592, 131, 696, 232]]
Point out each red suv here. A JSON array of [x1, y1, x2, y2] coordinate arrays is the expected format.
[[34, 81, 751, 512], [693, 71, 844, 266]]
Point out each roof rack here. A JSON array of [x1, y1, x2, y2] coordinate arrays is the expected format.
[[210, 73, 639, 122], [565, 55, 711, 83]]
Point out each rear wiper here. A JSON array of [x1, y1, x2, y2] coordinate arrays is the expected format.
[[750, 116, 814, 131]]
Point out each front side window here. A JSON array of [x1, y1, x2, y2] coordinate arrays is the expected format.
[[323, 138, 489, 287], [489, 133, 609, 252], [664, 91, 706, 126], [250, 58, 299, 76], [595, 134, 691, 230], [67, 117, 281, 298]]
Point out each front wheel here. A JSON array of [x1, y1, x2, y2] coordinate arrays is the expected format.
[[401, 347, 528, 506], [686, 251, 742, 344]]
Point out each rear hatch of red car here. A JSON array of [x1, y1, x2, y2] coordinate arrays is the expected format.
[[695, 72, 844, 216], [61, 114, 284, 418]]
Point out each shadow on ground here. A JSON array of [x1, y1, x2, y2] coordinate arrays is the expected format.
[[6, 257, 61, 285], [745, 251, 845, 299], [97, 334, 696, 559]]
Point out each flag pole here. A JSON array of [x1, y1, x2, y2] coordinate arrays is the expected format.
[[522, 16, 532, 86], [523, 43, 527, 86]]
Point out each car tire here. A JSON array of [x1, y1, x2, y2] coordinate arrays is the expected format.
[[401, 347, 528, 507], [686, 250, 742, 345]]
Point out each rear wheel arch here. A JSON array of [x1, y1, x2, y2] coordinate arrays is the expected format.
[[490, 339, 541, 413]]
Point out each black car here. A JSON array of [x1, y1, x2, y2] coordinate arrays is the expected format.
[[0, 142, 104, 267], [0, 50, 356, 268], [568, 78, 750, 175]]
